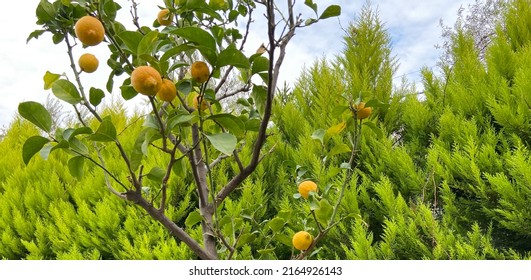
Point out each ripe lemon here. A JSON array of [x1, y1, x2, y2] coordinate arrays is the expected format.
[[131, 66, 162, 96], [190, 92, 209, 111], [354, 102, 372, 120], [292, 231, 313, 251], [156, 79, 177, 102], [191, 61, 210, 83], [75, 16, 105, 46], [298, 180, 317, 199], [157, 9, 173, 26], [78, 53, 99, 73]]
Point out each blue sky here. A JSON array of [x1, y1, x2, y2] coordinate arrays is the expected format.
[[0, 0, 475, 129]]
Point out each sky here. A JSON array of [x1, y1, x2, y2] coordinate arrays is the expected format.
[[0, 0, 476, 129]]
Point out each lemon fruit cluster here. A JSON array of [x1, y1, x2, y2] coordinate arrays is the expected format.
[[78, 53, 99, 73], [75, 16, 105, 46], [353, 102, 372, 120], [191, 61, 210, 83], [298, 180, 318, 199], [131, 66, 163, 96], [292, 231, 313, 251], [157, 79, 177, 102], [157, 9, 173, 26]]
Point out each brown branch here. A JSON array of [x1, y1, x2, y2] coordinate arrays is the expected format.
[[130, 192, 215, 260]]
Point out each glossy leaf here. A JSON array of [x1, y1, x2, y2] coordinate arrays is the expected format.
[[171, 27, 216, 52], [328, 143, 351, 157], [205, 133, 237, 156], [206, 113, 245, 137], [69, 137, 89, 156], [319, 5, 341, 19], [43, 71, 60, 90], [88, 116, 117, 142], [51, 79, 82, 104], [63, 127, 93, 141], [68, 156, 85, 179], [315, 199, 334, 226], [267, 217, 285, 233], [217, 47, 250, 68], [304, 0, 318, 14], [18, 101, 53, 133], [89, 87, 105, 106], [251, 56, 269, 75], [22, 136, 50, 165], [138, 30, 160, 57], [146, 166, 165, 183], [311, 128, 326, 145], [117, 31, 143, 54], [185, 211, 203, 228]]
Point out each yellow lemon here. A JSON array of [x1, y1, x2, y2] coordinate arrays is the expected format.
[[157, 9, 173, 26], [298, 180, 317, 199], [353, 102, 372, 120], [292, 231, 313, 251], [75, 16, 105, 46], [156, 79, 177, 102], [131, 66, 162, 96], [78, 53, 99, 73], [191, 61, 210, 83]]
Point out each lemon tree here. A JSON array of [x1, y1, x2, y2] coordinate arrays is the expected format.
[[21, 0, 341, 260]]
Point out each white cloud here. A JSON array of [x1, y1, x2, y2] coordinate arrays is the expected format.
[[0, 0, 476, 128]]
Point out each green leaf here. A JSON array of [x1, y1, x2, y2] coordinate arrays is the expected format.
[[327, 143, 351, 157], [251, 56, 269, 75], [168, 113, 197, 130], [267, 217, 285, 233], [161, 44, 195, 62], [52, 79, 82, 104], [68, 156, 85, 179], [120, 84, 138, 100], [217, 47, 250, 68], [257, 248, 275, 255], [27, 29, 46, 43], [171, 157, 188, 178], [69, 137, 89, 156], [88, 116, 117, 142], [63, 127, 93, 141], [18, 101, 53, 133], [137, 30, 160, 57], [363, 121, 384, 139], [205, 133, 237, 156], [274, 234, 293, 247], [36, 0, 56, 22], [117, 31, 143, 55], [245, 118, 261, 132], [171, 27, 216, 52], [206, 113, 245, 137], [22, 136, 50, 165], [39, 143, 52, 160], [89, 87, 105, 106], [251, 85, 267, 116], [319, 5, 341, 19], [43, 71, 60, 90], [304, 0, 318, 14], [311, 128, 326, 145], [185, 211, 203, 228], [130, 129, 148, 171], [50, 140, 69, 153], [364, 98, 390, 110], [146, 166, 166, 183], [315, 199, 334, 225], [236, 232, 257, 248]]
